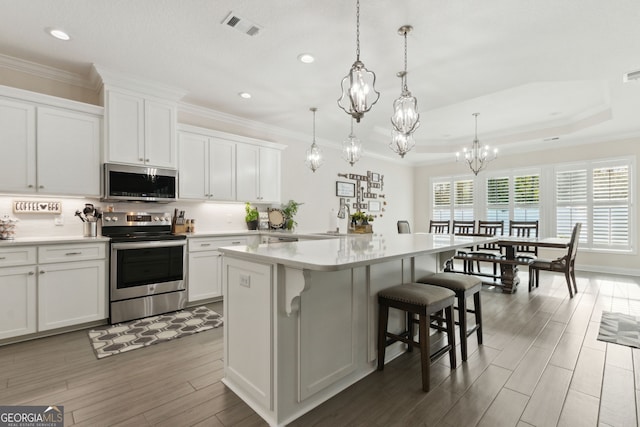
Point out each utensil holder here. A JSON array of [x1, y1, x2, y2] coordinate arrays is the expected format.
[[83, 222, 97, 237]]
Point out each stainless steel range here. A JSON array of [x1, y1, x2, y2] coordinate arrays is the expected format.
[[101, 211, 187, 324]]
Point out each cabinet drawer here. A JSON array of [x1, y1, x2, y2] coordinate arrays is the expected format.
[[0, 246, 37, 267], [38, 243, 106, 263], [189, 237, 247, 252]]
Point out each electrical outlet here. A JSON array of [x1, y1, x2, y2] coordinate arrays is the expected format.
[[226, 213, 232, 224], [239, 274, 251, 288], [54, 214, 64, 226]]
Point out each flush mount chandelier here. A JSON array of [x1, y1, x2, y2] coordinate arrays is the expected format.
[[456, 113, 497, 175], [305, 107, 324, 172], [342, 119, 362, 166], [337, 0, 380, 123], [390, 26, 420, 137]]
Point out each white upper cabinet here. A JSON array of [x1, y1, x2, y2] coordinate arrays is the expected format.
[[237, 143, 281, 203], [178, 125, 283, 203], [105, 89, 177, 168], [0, 92, 101, 196], [37, 107, 101, 196], [0, 98, 36, 193], [178, 131, 236, 201]]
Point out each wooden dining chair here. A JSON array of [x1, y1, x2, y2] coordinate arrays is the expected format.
[[451, 220, 476, 272], [509, 220, 539, 261], [397, 220, 411, 234], [469, 220, 504, 278], [528, 222, 581, 298], [429, 220, 450, 234]]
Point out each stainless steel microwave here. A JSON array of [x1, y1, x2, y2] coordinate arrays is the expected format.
[[103, 163, 177, 203]]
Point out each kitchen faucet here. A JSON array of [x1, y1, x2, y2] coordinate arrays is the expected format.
[[337, 198, 350, 219]]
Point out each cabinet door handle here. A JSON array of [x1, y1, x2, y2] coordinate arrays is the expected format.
[[0, 256, 5, 260], [231, 241, 242, 245], [65, 252, 82, 256], [139, 157, 144, 161], [28, 184, 34, 188], [39, 185, 44, 189], [28, 271, 35, 276], [39, 270, 45, 274], [200, 243, 211, 247], [145, 158, 150, 162]]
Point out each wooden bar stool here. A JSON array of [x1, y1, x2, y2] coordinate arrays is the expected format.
[[417, 272, 483, 362], [377, 283, 456, 392]]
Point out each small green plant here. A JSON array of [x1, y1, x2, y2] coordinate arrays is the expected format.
[[245, 202, 259, 222], [281, 200, 302, 230], [351, 211, 374, 224]]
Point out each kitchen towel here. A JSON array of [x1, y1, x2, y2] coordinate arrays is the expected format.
[[88, 306, 223, 359]]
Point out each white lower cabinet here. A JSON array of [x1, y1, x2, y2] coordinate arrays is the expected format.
[[0, 242, 107, 340], [187, 236, 247, 303], [38, 259, 106, 331], [0, 265, 37, 340]]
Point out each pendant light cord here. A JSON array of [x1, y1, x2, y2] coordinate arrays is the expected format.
[[355, 0, 361, 61]]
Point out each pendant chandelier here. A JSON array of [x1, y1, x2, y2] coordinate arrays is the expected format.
[[341, 119, 362, 166], [389, 130, 415, 159], [390, 25, 420, 141], [456, 113, 497, 175], [337, 0, 380, 123], [305, 107, 323, 173]]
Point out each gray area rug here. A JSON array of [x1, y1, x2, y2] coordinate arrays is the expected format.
[[88, 306, 223, 359], [597, 311, 640, 349]]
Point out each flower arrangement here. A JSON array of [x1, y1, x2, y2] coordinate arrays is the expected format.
[[351, 211, 374, 224]]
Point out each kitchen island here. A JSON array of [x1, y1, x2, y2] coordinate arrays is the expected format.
[[219, 233, 492, 427]]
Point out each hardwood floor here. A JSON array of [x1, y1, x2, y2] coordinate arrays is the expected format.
[[1, 270, 639, 426]]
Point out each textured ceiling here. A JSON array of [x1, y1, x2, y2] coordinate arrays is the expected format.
[[1, 0, 640, 164]]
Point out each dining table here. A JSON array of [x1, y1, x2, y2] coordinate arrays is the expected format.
[[495, 237, 571, 293]]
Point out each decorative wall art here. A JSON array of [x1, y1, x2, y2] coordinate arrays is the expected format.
[[336, 170, 386, 218], [13, 200, 62, 213]]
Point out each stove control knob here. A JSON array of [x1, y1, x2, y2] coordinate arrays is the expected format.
[[154, 216, 160, 221], [104, 217, 111, 222], [112, 217, 118, 222]]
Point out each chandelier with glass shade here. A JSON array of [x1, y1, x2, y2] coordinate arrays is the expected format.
[[389, 25, 419, 158], [305, 107, 323, 173], [341, 119, 362, 166], [337, 0, 380, 123], [456, 113, 497, 175]]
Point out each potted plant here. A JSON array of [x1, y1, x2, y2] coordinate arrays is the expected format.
[[350, 211, 374, 233], [281, 200, 302, 231], [245, 202, 259, 230]]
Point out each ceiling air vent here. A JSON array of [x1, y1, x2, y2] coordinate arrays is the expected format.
[[623, 69, 640, 82], [222, 12, 262, 37]]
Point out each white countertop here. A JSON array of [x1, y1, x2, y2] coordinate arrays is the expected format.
[[0, 235, 110, 246], [218, 233, 495, 271]]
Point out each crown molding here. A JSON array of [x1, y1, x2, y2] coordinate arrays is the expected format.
[[92, 64, 187, 101], [177, 102, 405, 164], [0, 53, 98, 90]]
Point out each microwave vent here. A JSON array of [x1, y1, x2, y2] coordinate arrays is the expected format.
[[222, 11, 262, 37]]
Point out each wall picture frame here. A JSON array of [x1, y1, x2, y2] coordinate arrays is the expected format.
[[368, 201, 381, 212], [336, 181, 356, 197]]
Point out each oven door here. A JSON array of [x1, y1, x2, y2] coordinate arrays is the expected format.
[[110, 239, 186, 301]]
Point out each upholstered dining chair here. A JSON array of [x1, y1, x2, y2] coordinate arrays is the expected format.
[[528, 222, 582, 298], [429, 220, 450, 234], [397, 220, 411, 234]]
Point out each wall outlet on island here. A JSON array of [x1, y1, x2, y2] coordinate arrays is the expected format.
[[226, 213, 232, 224], [54, 214, 64, 226]]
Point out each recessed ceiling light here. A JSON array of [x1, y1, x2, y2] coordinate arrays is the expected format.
[[47, 28, 71, 41], [238, 92, 252, 99], [298, 53, 315, 64]]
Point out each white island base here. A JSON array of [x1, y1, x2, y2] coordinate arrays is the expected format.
[[220, 234, 490, 426]]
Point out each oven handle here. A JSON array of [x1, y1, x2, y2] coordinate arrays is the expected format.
[[111, 240, 186, 250]]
